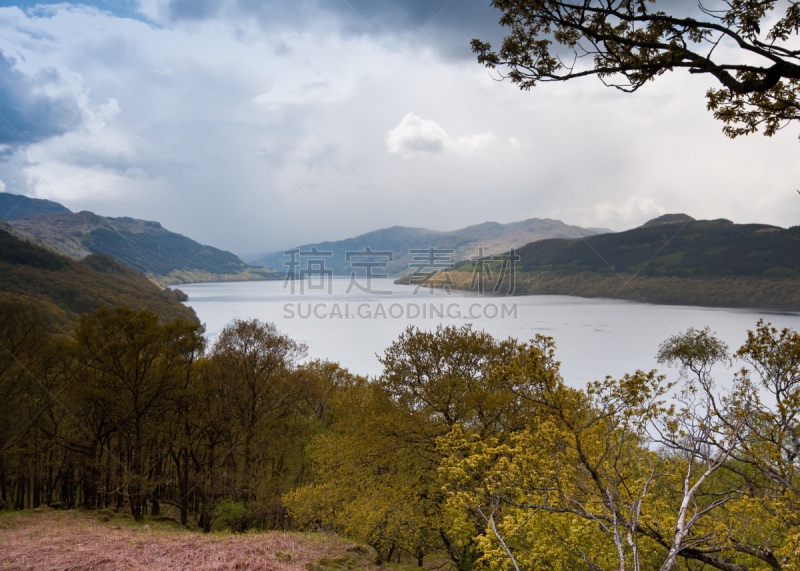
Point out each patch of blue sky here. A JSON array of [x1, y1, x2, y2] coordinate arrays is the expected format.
[[0, 1, 150, 23]]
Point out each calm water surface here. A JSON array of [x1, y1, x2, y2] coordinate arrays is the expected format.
[[180, 278, 800, 387]]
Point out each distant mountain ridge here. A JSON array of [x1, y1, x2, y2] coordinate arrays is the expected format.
[[0, 192, 71, 220], [253, 218, 612, 276], [2, 194, 278, 285]]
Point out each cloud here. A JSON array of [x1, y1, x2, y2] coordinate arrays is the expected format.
[[593, 197, 666, 227], [166, 0, 220, 20], [385, 113, 448, 156], [0, 52, 84, 154], [385, 112, 495, 158], [137, 0, 506, 59], [453, 132, 496, 154], [0, 2, 797, 259]]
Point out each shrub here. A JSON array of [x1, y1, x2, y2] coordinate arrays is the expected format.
[[212, 500, 250, 533]]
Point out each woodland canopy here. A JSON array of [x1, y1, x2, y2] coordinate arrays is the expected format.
[[2, 299, 800, 571]]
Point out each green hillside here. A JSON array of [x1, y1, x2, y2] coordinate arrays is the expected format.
[[80, 222, 271, 282], [0, 228, 197, 330], [8, 209, 279, 285], [513, 218, 800, 278]]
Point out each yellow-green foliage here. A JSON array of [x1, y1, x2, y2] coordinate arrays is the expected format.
[[438, 326, 800, 571], [155, 266, 279, 286], [287, 325, 562, 569]]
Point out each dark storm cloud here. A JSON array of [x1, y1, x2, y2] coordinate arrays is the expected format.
[[0, 53, 83, 151], [166, 0, 506, 58], [163, 0, 706, 59]]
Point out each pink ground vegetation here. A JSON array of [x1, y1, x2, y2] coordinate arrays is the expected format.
[[0, 510, 376, 571]]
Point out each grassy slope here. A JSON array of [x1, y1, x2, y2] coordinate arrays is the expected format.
[[0, 230, 197, 327], [0, 510, 443, 571]]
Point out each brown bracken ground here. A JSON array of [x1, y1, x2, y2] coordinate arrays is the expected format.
[[0, 509, 400, 571]]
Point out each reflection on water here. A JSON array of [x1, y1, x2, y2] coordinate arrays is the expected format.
[[180, 277, 800, 387]]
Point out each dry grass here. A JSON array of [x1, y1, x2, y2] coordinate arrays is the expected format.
[[0, 510, 382, 571]]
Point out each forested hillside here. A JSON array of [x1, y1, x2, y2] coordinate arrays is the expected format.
[[515, 218, 800, 277], [3, 316, 800, 571], [0, 228, 196, 329]]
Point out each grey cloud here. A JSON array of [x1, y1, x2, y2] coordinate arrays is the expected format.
[[165, 0, 506, 58], [167, 0, 221, 20], [0, 53, 83, 151]]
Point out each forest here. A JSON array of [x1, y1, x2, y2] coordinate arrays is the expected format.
[[0, 229, 197, 330], [2, 293, 800, 571]]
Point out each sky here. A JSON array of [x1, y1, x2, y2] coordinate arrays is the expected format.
[[0, 0, 798, 261]]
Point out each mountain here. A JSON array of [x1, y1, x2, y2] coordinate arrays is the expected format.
[[8, 208, 279, 285], [0, 192, 71, 220], [410, 216, 800, 308], [0, 223, 197, 331], [253, 218, 608, 276], [638, 213, 695, 228], [513, 217, 799, 277]]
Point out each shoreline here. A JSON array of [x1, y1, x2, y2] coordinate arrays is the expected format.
[[394, 271, 800, 312]]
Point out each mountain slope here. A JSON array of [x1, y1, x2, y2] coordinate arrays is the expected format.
[[9, 210, 278, 285], [639, 213, 695, 228], [514, 217, 800, 277], [0, 192, 71, 221], [253, 218, 606, 276], [410, 216, 800, 308], [0, 224, 197, 329]]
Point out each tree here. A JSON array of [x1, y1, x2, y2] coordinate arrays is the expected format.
[[473, 0, 800, 138], [71, 306, 200, 519], [441, 325, 799, 571], [287, 325, 552, 570], [0, 295, 61, 510], [161, 319, 207, 525], [287, 374, 446, 566], [0, 296, 53, 455], [207, 319, 307, 509]]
